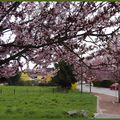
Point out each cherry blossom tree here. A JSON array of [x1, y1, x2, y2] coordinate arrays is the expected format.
[[88, 33, 120, 102], [0, 2, 120, 80]]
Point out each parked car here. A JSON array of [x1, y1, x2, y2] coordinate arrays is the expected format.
[[110, 83, 119, 90]]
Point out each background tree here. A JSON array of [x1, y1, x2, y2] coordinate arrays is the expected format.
[[52, 60, 77, 89], [8, 72, 21, 85]]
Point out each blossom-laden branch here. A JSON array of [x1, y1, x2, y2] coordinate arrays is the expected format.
[[0, 2, 120, 79]]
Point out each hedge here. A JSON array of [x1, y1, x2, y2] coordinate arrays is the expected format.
[[93, 80, 114, 88]]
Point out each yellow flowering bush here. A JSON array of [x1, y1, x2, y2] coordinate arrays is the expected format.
[[20, 72, 30, 81], [71, 83, 77, 90]]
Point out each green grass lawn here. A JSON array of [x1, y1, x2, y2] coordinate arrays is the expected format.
[[0, 86, 113, 120]]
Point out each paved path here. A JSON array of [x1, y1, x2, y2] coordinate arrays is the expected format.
[[77, 84, 118, 97], [94, 93, 120, 118], [77, 84, 120, 118]]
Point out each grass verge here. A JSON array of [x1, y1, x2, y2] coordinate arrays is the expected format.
[[0, 86, 97, 120]]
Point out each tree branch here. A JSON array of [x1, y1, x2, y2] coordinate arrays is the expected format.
[[0, 48, 27, 66], [0, 2, 21, 22]]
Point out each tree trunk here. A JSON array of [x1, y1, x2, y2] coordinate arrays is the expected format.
[[118, 84, 120, 103], [89, 82, 92, 93], [80, 78, 83, 94], [80, 66, 83, 94]]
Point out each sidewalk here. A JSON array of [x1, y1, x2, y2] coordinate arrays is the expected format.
[[77, 85, 120, 118], [94, 93, 120, 118]]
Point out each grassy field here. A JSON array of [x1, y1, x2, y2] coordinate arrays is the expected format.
[[0, 86, 114, 120]]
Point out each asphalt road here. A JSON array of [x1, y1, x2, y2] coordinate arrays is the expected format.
[[77, 84, 118, 97]]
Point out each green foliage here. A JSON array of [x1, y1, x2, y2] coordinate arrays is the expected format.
[[93, 80, 113, 88], [8, 73, 21, 85], [52, 61, 77, 89], [19, 81, 57, 86], [18, 80, 39, 86], [38, 82, 57, 86]]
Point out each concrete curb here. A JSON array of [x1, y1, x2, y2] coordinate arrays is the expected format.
[[94, 113, 120, 118], [94, 95, 102, 114]]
